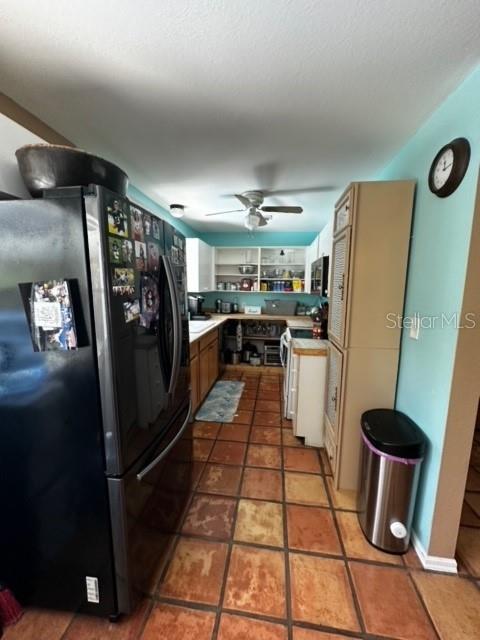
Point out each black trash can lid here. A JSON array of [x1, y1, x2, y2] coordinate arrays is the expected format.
[[361, 409, 426, 459]]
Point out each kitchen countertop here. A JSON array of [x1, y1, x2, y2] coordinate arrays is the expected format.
[[189, 313, 313, 343], [291, 338, 329, 356]]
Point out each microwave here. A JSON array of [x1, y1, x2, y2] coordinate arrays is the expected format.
[[311, 256, 329, 296]]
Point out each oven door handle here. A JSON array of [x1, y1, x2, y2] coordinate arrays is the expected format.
[[280, 332, 289, 367], [136, 401, 191, 481]]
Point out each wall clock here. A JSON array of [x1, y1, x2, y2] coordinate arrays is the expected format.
[[428, 137, 470, 197]]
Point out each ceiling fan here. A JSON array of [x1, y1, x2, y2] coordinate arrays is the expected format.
[[205, 190, 302, 231]]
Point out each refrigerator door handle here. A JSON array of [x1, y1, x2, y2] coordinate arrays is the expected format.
[[162, 255, 182, 395], [136, 401, 191, 481]]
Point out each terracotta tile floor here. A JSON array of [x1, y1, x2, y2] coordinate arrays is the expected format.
[[6, 369, 480, 640], [456, 423, 480, 580]]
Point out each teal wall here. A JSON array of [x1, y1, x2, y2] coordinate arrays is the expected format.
[[128, 185, 197, 237], [376, 66, 480, 551], [199, 231, 317, 246]]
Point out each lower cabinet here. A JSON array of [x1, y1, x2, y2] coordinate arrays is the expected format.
[[199, 351, 210, 401], [207, 338, 219, 385], [190, 328, 220, 413]]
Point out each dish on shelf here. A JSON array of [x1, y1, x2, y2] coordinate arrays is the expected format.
[[238, 264, 257, 274]]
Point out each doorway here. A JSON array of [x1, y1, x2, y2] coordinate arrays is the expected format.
[[455, 399, 480, 575]]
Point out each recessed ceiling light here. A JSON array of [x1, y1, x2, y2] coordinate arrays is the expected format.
[[170, 204, 185, 218]]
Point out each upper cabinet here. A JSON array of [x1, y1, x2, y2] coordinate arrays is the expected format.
[[186, 238, 215, 292], [328, 228, 350, 345], [214, 246, 306, 292], [328, 180, 416, 351], [215, 247, 260, 291], [305, 217, 334, 295], [333, 187, 354, 235], [259, 247, 306, 293]]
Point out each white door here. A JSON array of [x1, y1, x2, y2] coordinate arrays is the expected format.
[[328, 229, 350, 347]]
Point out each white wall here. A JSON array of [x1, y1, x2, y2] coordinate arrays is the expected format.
[[0, 113, 45, 197]]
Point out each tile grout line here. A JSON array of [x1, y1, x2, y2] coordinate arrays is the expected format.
[[280, 423, 294, 640], [210, 376, 258, 640], [323, 461, 368, 638], [404, 569, 442, 640]]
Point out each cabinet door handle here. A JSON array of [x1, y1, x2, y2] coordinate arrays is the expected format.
[[331, 387, 338, 412], [338, 274, 345, 301]]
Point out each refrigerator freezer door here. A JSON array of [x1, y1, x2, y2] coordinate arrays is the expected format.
[[0, 193, 116, 615], [85, 189, 188, 475], [107, 401, 192, 613]]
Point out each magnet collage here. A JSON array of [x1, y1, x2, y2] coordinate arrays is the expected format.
[[107, 198, 162, 326]]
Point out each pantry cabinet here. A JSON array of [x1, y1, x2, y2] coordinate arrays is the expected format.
[[190, 327, 220, 413], [327, 180, 415, 491]]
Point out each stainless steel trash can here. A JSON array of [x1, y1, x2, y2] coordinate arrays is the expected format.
[[357, 409, 426, 553]]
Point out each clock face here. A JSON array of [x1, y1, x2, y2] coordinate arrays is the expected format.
[[432, 148, 454, 189], [428, 138, 470, 198]]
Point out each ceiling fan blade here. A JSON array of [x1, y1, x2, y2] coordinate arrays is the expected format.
[[234, 193, 252, 208], [205, 209, 245, 216], [260, 206, 303, 214]]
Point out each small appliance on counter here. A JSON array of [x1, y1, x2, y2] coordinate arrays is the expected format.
[[188, 295, 211, 320], [244, 305, 261, 315], [215, 299, 239, 314]]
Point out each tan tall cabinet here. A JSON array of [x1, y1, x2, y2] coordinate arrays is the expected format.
[[325, 181, 415, 490]]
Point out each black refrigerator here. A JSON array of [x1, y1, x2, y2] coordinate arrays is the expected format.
[[0, 185, 192, 618]]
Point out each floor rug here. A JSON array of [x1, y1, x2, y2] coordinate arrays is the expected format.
[[195, 380, 245, 422]]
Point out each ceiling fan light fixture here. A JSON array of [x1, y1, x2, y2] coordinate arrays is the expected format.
[[244, 210, 260, 231], [170, 203, 185, 219]]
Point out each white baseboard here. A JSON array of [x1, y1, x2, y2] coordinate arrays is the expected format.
[[411, 531, 458, 573]]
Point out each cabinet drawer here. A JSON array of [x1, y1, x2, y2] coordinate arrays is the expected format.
[[334, 189, 353, 235], [324, 419, 337, 474], [199, 328, 218, 352]]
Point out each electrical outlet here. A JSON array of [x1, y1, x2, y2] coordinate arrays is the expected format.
[[409, 314, 420, 340]]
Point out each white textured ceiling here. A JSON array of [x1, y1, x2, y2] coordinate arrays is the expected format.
[[1, 0, 479, 232]]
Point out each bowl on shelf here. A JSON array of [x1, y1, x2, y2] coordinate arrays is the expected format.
[[238, 264, 257, 275]]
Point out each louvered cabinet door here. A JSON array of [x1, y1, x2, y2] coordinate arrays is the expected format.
[[328, 229, 350, 347], [325, 342, 343, 438], [324, 342, 343, 474]]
